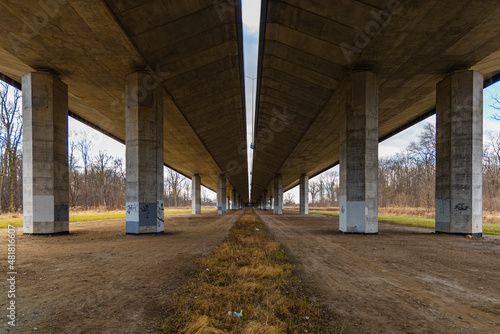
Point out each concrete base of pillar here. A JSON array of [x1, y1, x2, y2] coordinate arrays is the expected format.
[[23, 222, 69, 235], [126, 201, 164, 234]]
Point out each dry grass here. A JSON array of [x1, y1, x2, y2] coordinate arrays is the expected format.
[[161, 210, 340, 333]]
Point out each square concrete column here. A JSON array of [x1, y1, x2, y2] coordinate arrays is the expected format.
[[22, 72, 69, 235], [299, 174, 309, 215], [217, 175, 227, 214], [339, 71, 378, 234], [125, 72, 164, 234], [231, 190, 237, 210], [263, 191, 268, 210], [192, 174, 201, 214], [436, 70, 483, 236], [273, 175, 283, 215]]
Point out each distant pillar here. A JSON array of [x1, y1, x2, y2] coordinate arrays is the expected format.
[[22, 72, 69, 235], [436, 70, 483, 236], [274, 175, 283, 215], [299, 174, 309, 215], [125, 72, 164, 234], [217, 176, 227, 214], [263, 191, 268, 210], [192, 174, 201, 214], [339, 71, 378, 234], [231, 190, 237, 210]]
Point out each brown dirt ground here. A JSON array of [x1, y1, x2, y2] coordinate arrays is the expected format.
[[2, 209, 499, 333], [256, 210, 500, 334], [0, 211, 242, 333]]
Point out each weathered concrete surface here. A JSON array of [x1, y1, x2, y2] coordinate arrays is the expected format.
[[22, 72, 69, 235], [0, 0, 248, 201], [217, 175, 227, 214], [339, 71, 378, 235], [436, 70, 483, 236], [299, 174, 309, 215], [251, 0, 500, 203], [192, 174, 201, 214], [263, 190, 269, 210], [125, 72, 164, 234]]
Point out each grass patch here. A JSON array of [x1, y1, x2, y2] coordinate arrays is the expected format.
[[307, 210, 500, 235], [161, 210, 340, 333], [0, 208, 216, 228]]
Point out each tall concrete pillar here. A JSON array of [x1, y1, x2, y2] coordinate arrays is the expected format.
[[217, 175, 227, 214], [22, 72, 69, 235], [231, 190, 237, 210], [274, 175, 283, 215], [192, 174, 201, 214], [299, 174, 309, 215], [125, 72, 164, 234], [270, 196, 273, 211], [339, 71, 378, 234], [436, 70, 483, 236], [263, 191, 268, 210]]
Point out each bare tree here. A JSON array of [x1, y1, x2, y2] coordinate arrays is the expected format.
[[309, 180, 320, 206], [0, 83, 22, 212], [165, 168, 185, 207], [284, 192, 295, 206], [76, 133, 92, 209], [491, 94, 500, 121]]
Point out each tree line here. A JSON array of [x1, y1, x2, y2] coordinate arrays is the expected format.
[[1, 83, 499, 212], [286, 122, 500, 212]]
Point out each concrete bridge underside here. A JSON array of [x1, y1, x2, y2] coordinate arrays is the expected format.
[[0, 0, 499, 236], [0, 0, 249, 233], [252, 0, 500, 236]]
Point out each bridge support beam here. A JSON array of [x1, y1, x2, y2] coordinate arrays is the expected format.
[[217, 176, 227, 214], [125, 72, 164, 234], [231, 190, 237, 210], [339, 71, 378, 234], [263, 191, 268, 210], [192, 174, 201, 214], [436, 70, 483, 237], [299, 174, 309, 215], [22, 72, 69, 235], [274, 175, 283, 215]]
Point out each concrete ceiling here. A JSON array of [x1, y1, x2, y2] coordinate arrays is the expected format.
[[251, 0, 500, 203], [0, 0, 248, 201]]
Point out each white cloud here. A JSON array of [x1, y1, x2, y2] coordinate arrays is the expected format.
[[241, 0, 261, 33]]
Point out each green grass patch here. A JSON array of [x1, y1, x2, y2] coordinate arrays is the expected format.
[[0, 208, 216, 228], [161, 210, 341, 333], [308, 210, 500, 235]]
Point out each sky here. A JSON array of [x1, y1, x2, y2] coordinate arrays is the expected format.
[[66, 0, 499, 204]]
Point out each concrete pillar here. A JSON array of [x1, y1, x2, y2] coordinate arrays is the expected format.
[[231, 190, 237, 210], [22, 72, 69, 235], [192, 174, 201, 214], [263, 191, 268, 210], [339, 71, 378, 234], [217, 175, 227, 214], [436, 70, 483, 236], [274, 175, 283, 215], [299, 174, 309, 215], [125, 72, 164, 234], [270, 196, 273, 211]]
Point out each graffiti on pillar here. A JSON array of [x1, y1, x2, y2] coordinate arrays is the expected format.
[[454, 203, 469, 213], [157, 201, 164, 227], [341, 205, 345, 214], [126, 203, 138, 215]]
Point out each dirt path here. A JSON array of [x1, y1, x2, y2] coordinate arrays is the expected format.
[[0, 211, 242, 333], [256, 210, 500, 334]]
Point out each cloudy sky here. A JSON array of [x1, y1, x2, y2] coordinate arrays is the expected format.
[[69, 0, 500, 202]]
